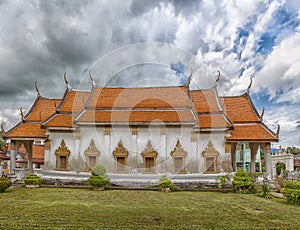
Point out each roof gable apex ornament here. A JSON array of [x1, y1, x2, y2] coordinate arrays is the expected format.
[[89, 70, 96, 87], [64, 72, 71, 90], [214, 70, 220, 87], [20, 107, 25, 122], [184, 68, 193, 88], [276, 124, 280, 139], [34, 80, 41, 96], [260, 107, 265, 122], [247, 78, 253, 94]]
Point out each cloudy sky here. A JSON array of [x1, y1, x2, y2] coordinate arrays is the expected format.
[[0, 0, 299, 147]]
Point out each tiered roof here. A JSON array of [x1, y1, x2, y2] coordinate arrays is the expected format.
[[5, 76, 278, 143]]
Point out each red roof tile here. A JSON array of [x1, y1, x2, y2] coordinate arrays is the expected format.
[[43, 114, 74, 128], [58, 91, 89, 113], [77, 110, 194, 123], [191, 89, 221, 113], [32, 145, 44, 159], [226, 124, 277, 142], [6, 123, 46, 138], [198, 114, 231, 129], [87, 87, 190, 109]]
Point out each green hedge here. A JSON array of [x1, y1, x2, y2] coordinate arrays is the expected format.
[[232, 170, 254, 192], [24, 174, 42, 185], [281, 180, 300, 205], [87, 175, 109, 187], [0, 177, 12, 192]]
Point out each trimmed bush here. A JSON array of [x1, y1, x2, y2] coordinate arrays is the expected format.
[[0, 177, 12, 192], [281, 180, 300, 205], [158, 175, 172, 188], [24, 174, 42, 186], [87, 175, 109, 188], [91, 164, 107, 177], [232, 170, 254, 192]]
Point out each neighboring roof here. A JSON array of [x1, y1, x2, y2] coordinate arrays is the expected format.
[[220, 94, 260, 123], [32, 145, 44, 159], [226, 124, 278, 142], [43, 90, 89, 128], [5, 95, 61, 139], [221, 93, 278, 142]]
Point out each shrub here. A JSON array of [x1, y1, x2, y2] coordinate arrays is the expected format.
[[158, 175, 172, 188], [217, 174, 231, 188], [91, 164, 107, 177], [24, 174, 42, 186], [257, 184, 272, 199], [281, 180, 300, 205], [87, 175, 109, 188], [0, 177, 12, 192], [232, 170, 254, 192]]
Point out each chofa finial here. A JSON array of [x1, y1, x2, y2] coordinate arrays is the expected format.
[[20, 107, 24, 122], [214, 70, 220, 87], [247, 78, 253, 94], [89, 70, 96, 87], [64, 72, 71, 89], [185, 68, 193, 88], [260, 107, 265, 122], [34, 81, 41, 96], [276, 124, 280, 139]]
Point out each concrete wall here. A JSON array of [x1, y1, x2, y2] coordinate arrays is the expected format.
[[44, 125, 229, 175]]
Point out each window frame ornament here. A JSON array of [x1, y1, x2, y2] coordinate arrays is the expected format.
[[84, 139, 100, 171], [170, 140, 187, 174], [112, 140, 129, 173], [141, 141, 158, 174], [202, 140, 219, 174], [55, 139, 71, 171]]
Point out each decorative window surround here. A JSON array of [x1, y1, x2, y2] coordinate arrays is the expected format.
[[202, 140, 219, 174], [170, 140, 187, 174], [84, 139, 100, 171], [112, 140, 128, 173], [55, 139, 71, 171], [141, 141, 158, 173]]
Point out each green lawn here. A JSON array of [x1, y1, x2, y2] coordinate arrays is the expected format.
[[0, 187, 299, 229]]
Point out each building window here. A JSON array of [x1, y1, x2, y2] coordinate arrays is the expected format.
[[170, 140, 187, 174], [141, 141, 157, 174], [84, 139, 100, 171], [112, 141, 128, 174], [202, 140, 219, 174], [55, 139, 70, 171]]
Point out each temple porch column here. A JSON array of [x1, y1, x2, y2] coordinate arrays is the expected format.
[[249, 143, 259, 173]]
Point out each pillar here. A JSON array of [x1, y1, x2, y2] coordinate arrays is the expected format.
[[24, 141, 33, 171], [263, 143, 272, 179], [230, 143, 237, 171], [249, 143, 258, 173], [10, 141, 16, 173]]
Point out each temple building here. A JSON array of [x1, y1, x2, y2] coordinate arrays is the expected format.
[[4, 73, 279, 184]]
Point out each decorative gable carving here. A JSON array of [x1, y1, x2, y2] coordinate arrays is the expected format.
[[170, 140, 187, 157], [55, 139, 70, 157], [202, 140, 219, 157], [141, 141, 158, 158], [112, 140, 129, 157], [84, 139, 100, 156]]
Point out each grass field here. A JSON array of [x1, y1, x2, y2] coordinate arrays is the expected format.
[[0, 187, 299, 229]]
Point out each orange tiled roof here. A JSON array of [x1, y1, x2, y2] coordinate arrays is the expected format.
[[220, 95, 259, 123], [191, 89, 221, 113], [87, 87, 190, 109], [43, 114, 74, 128], [226, 124, 278, 142], [25, 97, 61, 122], [76, 110, 194, 123], [58, 91, 89, 113], [32, 145, 44, 159], [6, 123, 46, 138], [198, 114, 231, 129]]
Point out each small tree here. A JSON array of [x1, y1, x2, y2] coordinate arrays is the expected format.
[[87, 165, 109, 190]]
